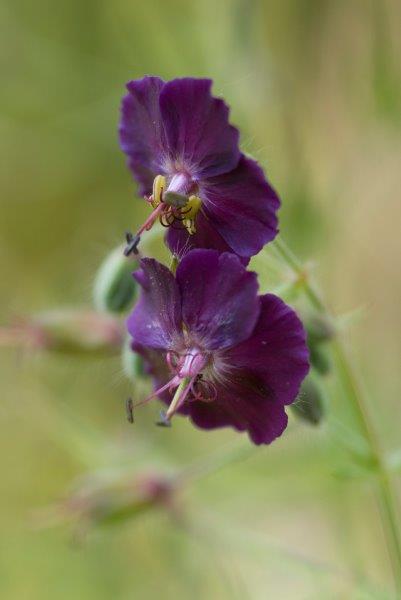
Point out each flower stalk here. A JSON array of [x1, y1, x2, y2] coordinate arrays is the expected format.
[[273, 236, 401, 593]]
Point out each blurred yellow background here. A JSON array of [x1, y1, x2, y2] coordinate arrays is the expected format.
[[1, 0, 400, 598]]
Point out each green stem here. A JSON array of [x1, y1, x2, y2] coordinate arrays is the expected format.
[[273, 238, 324, 310], [273, 237, 401, 594], [176, 440, 258, 487]]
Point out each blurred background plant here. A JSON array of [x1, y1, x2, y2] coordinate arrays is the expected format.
[[1, 0, 401, 598]]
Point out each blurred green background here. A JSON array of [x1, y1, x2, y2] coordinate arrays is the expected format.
[[1, 0, 401, 598]]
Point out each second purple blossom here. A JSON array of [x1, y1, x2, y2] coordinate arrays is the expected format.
[[126, 249, 309, 445]]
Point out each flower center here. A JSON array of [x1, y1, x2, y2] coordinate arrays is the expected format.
[[124, 174, 202, 256], [131, 347, 216, 427]]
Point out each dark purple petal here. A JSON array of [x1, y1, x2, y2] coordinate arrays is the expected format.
[[159, 78, 240, 179], [127, 161, 156, 197], [165, 210, 235, 257], [127, 258, 182, 349], [187, 376, 288, 445], [224, 294, 309, 406], [175, 250, 260, 350], [199, 155, 280, 257], [119, 76, 166, 189]]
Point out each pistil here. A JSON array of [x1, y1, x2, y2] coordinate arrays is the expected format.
[[164, 377, 192, 420]]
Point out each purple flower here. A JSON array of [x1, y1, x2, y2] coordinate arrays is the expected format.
[[119, 77, 280, 260], [127, 249, 309, 445]]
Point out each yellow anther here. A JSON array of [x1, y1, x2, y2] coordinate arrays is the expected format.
[[151, 175, 167, 208], [183, 195, 201, 235], [184, 195, 201, 219], [183, 219, 195, 235]]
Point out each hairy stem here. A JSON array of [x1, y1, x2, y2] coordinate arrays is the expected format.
[[273, 237, 401, 593]]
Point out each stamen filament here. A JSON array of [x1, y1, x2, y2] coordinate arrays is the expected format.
[[137, 202, 166, 236], [135, 375, 180, 409]]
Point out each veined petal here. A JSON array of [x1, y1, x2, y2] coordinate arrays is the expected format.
[[119, 76, 166, 191], [200, 155, 280, 257], [166, 210, 235, 258], [127, 258, 182, 349], [176, 250, 260, 350], [188, 376, 288, 445], [160, 78, 240, 179], [224, 294, 309, 406]]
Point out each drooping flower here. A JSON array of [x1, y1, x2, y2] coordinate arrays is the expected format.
[[119, 77, 280, 260], [126, 249, 309, 445]]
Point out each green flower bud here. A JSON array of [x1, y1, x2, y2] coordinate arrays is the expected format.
[[93, 245, 138, 314], [291, 377, 326, 425], [304, 313, 335, 376], [34, 309, 123, 356], [309, 345, 331, 376], [121, 336, 145, 381], [306, 313, 335, 344]]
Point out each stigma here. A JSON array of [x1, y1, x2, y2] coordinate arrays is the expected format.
[[124, 174, 202, 256]]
